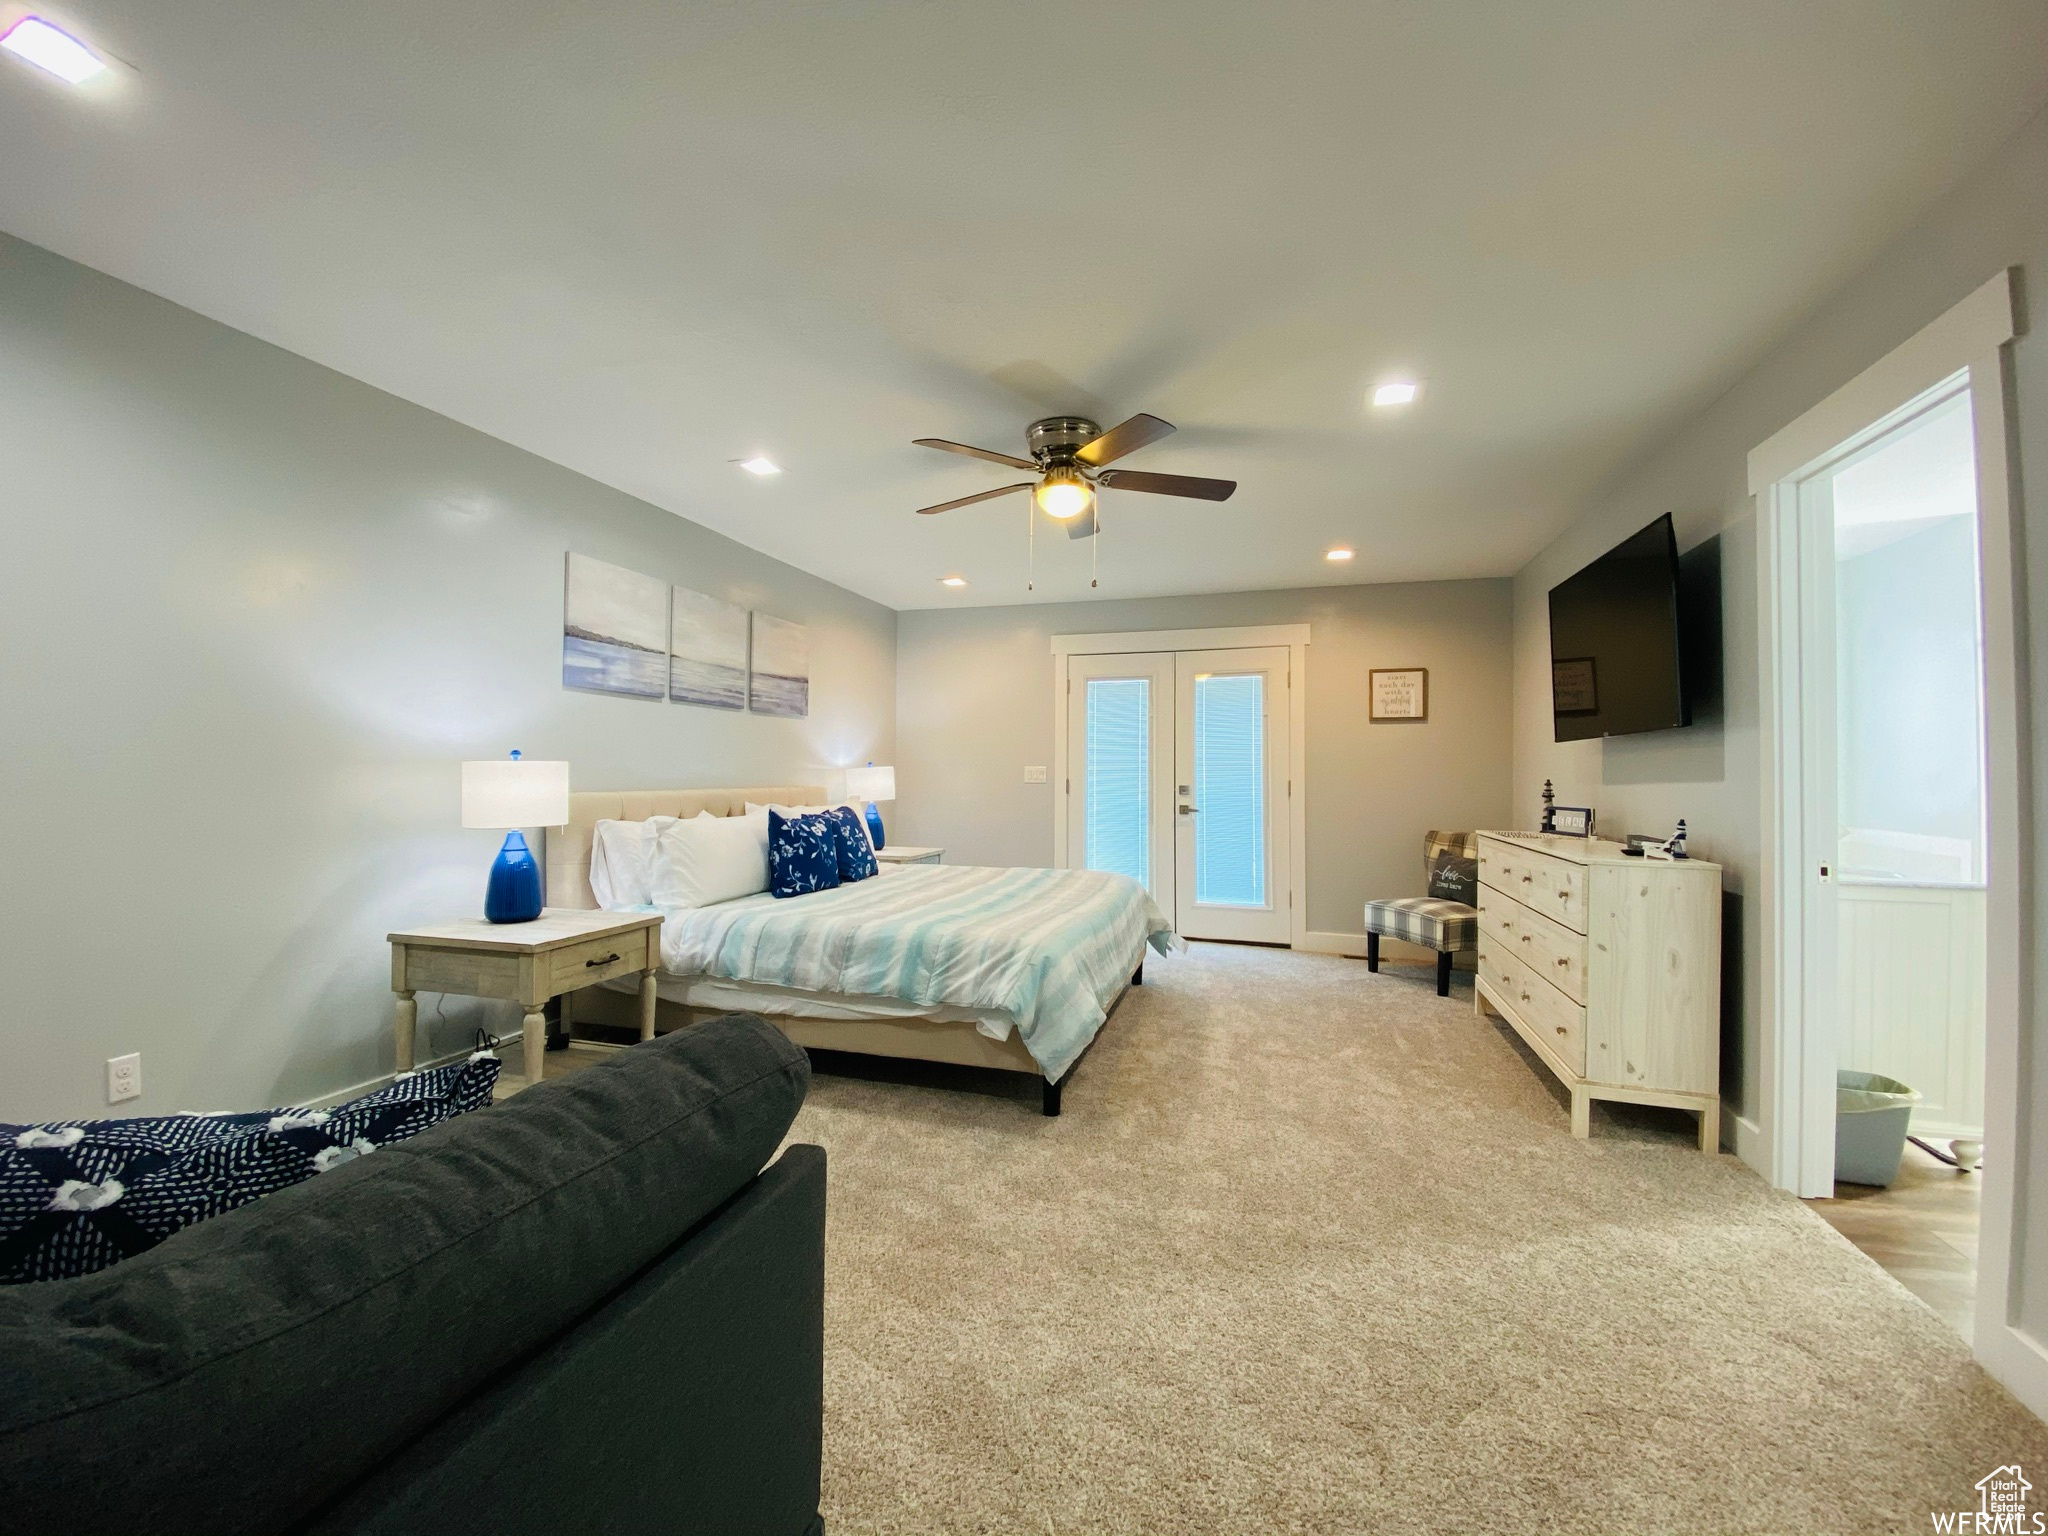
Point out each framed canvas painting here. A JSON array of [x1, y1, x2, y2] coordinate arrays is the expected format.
[[749, 613, 809, 718], [669, 585, 748, 709], [563, 553, 667, 699]]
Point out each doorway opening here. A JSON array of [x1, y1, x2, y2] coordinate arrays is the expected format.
[[1751, 269, 2036, 1408], [1804, 382, 1986, 1337], [1052, 626, 1308, 947]]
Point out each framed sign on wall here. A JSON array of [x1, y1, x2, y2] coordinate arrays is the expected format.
[[1369, 668, 1428, 721]]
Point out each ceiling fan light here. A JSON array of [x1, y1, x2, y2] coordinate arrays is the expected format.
[[1034, 470, 1093, 521]]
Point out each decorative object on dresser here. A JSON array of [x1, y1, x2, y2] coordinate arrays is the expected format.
[[845, 762, 895, 849], [1361, 831, 1479, 997], [1549, 804, 1594, 838], [461, 750, 571, 923], [873, 844, 943, 867], [1539, 777, 1556, 833], [1368, 667, 1428, 721], [389, 909, 662, 1089], [1474, 831, 1721, 1151]]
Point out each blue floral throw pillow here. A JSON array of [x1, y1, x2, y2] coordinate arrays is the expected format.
[[0, 1052, 500, 1284], [824, 805, 879, 882], [769, 808, 842, 898]]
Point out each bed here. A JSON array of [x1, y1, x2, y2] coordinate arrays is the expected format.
[[544, 786, 1175, 1113]]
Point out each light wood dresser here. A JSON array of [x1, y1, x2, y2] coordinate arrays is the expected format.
[[1473, 832, 1722, 1152]]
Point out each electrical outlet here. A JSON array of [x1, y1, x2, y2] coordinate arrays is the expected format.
[[107, 1053, 142, 1104], [1023, 766, 1048, 784]]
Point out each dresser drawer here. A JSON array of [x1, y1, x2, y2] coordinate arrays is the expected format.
[[1482, 890, 1588, 1004], [1478, 943, 1587, 1077], [1479, 840, 1588, 934], [548, 928, 655, 993]]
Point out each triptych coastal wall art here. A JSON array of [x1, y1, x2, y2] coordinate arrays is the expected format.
[[562, 552, 809, 717]]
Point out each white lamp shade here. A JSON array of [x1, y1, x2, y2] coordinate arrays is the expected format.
[[462, 758, 570, 829], [845, 765, 896, 804]]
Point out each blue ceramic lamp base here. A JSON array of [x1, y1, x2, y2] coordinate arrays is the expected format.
[[864, 801, 886, 852], [484, 830, 544, 923]]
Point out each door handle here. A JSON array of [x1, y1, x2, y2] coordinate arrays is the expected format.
[[1178, 804, 1198, 815]]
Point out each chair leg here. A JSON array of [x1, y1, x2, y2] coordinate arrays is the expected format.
[[1436, 950, 1452, 997], [1366, 932, 1380, 973]]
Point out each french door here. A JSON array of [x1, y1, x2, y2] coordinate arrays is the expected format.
[[1064, 646, 1292, 943]]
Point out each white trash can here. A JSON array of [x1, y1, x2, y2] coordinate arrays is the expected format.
[[1835, 1070, 1921, 1187]]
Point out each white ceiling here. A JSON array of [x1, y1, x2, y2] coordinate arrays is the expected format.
[[2, 2, 2043, 609]]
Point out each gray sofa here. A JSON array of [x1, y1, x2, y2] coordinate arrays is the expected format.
[[0, 1014, 825, 1536]]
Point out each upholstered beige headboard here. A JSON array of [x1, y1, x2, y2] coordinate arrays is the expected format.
[[545, 785, 828, 910]]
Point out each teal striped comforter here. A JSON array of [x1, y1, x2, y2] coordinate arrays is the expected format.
[[658, 865, 1177, 1080]]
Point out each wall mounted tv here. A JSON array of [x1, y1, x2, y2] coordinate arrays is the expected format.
[[1548, 512, 1689, 742]]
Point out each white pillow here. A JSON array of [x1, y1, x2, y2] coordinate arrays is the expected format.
[[589, 816, 673, 910], [650, 813, 771, 908]]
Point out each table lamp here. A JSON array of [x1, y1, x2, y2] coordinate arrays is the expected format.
[[462, 750, 570, 923], [845, 763, 895, 851]]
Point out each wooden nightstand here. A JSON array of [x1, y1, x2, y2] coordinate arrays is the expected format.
[[389, 910, 664, 1087], [873, 845, 943, 867]]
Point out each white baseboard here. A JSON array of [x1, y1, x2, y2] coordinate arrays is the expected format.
[[301, 1030, 524, 1112], [1728, 1109, 1764, 1168], [1300, 930, 1473, 967]]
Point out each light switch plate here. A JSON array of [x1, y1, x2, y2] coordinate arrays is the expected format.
[[1023, 766, 1048, 783], [107, 1053, 142, 1104]]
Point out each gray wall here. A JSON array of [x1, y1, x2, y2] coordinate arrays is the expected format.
[[0, 232, 896, 1121], [1508, 102, 2045, 1278], [895, 581, 1514, 937], [1837, 517, 1985, 858]]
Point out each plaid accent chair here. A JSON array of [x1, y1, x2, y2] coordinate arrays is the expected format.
[[1363, 831, 1479, 996]]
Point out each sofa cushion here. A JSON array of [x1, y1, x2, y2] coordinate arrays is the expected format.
[[0, 1013, 808, 1536], [0, 1053, 500, 1285]]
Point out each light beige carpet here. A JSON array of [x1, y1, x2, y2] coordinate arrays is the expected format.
[[787, 942, 2045, 1534]]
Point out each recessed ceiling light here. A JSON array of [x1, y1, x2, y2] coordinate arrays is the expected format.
[[1, 17, 106, 83], [1326, 547, 1355, 562], [1371, 381, 1419, 408], [737, 456, 781, 476], [939, 575, 968, 588]]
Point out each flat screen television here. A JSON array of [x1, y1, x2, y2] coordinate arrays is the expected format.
[[1548, 513, 1688, 742]]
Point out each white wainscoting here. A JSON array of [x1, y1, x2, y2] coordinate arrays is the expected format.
[[1838, 882, 1985, 1138]]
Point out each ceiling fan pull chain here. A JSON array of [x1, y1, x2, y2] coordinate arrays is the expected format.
[[1027, 501, 1035, 592], [1091, 514, 1099, 588]]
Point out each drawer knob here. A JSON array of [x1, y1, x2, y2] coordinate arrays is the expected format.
[[585, 952, 621, 968], [1555, 1026, 1567, 1037]]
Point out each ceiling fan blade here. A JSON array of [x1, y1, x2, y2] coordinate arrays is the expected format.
[[1095, 468, 1236, 501], [913, 438, 1039, 472], [1066, 507, 1099, 540], [1074, 412, 1175, 467], [915, 481, 1034, 516]]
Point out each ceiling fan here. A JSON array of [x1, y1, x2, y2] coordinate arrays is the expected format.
[[913, 414, 1235, 539]]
